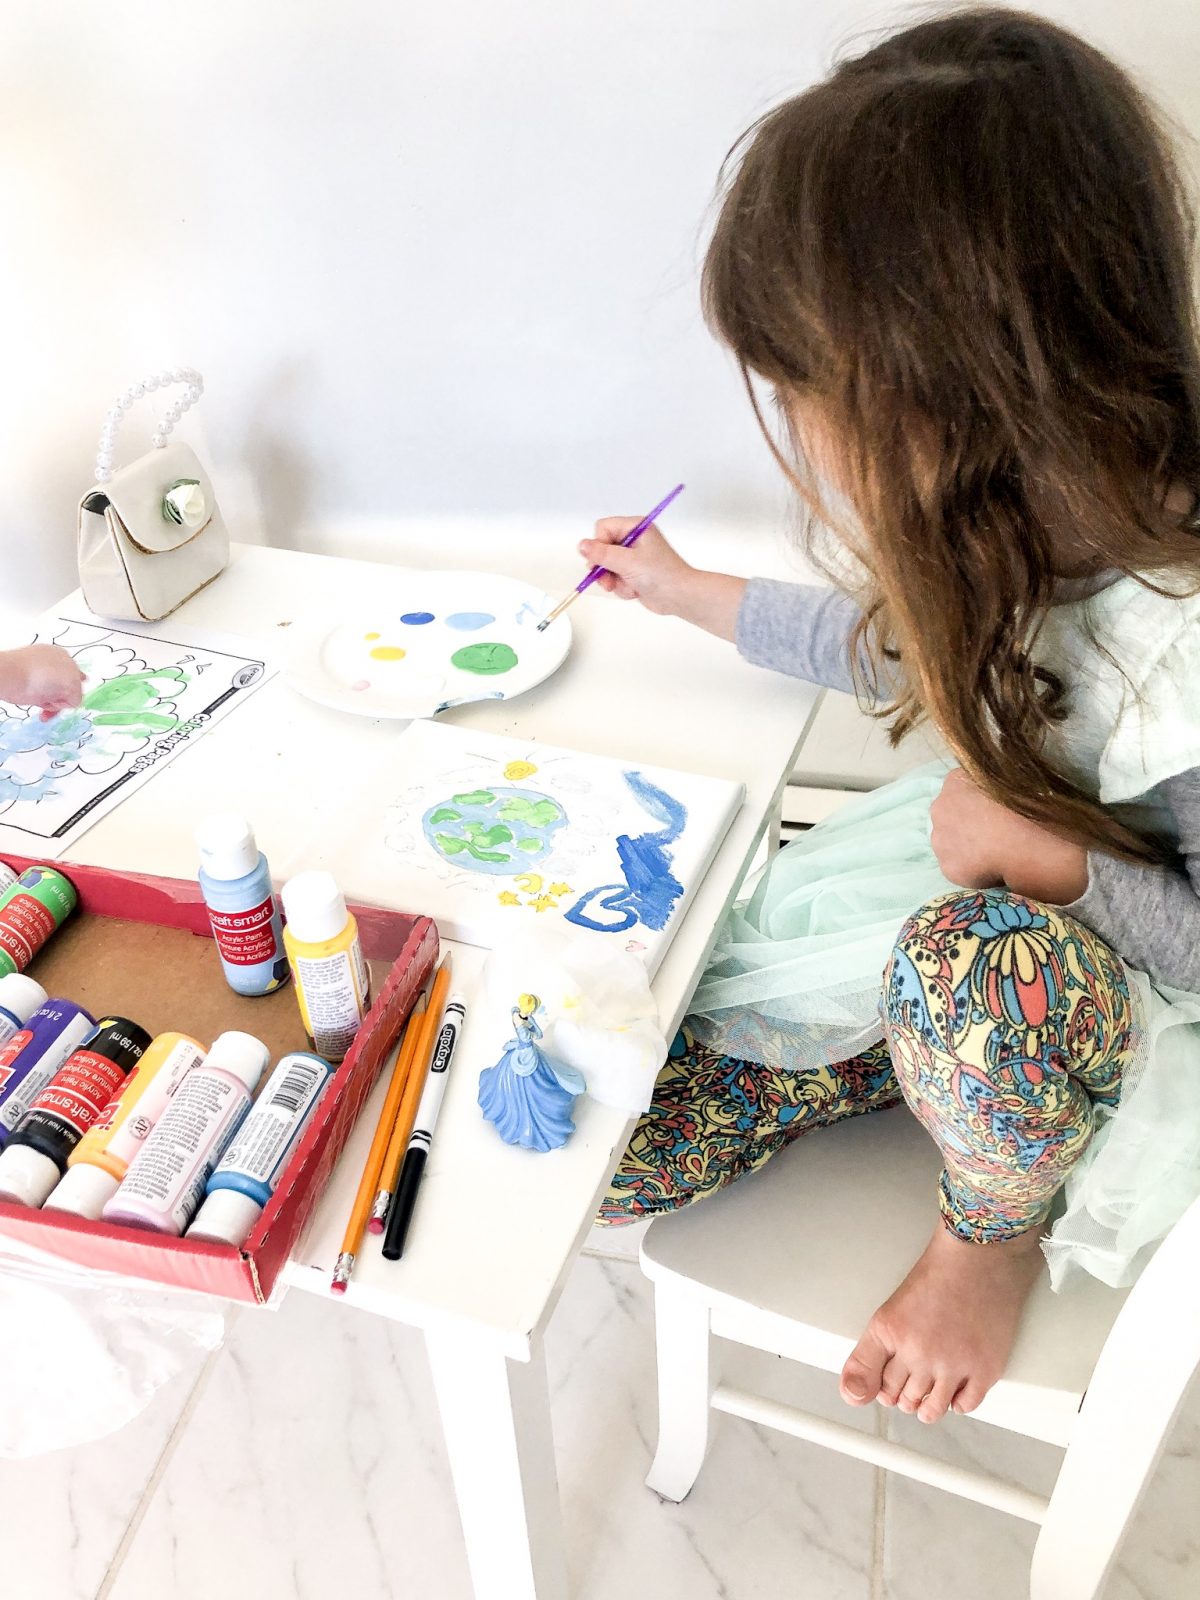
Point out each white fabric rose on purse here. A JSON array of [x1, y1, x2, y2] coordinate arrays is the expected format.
[[161, 479, 207, 529]]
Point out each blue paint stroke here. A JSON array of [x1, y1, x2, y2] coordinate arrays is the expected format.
[[445, 612, 495, 631], [565, 771, 687, 934], [400, 611, 435, 625]]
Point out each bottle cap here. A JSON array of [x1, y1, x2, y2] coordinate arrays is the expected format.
[[281, 871, 348, 944], [205, 1031, 270, 1093], [0, 973, 49, 1025], [0, 1144, 62, 1209], [196, 814, 260, 881], [188, 1188, 263, 1248], [44, 1161, 120, 1219]]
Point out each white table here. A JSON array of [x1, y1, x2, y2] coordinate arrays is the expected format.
[[57, 542, 819, 1598]]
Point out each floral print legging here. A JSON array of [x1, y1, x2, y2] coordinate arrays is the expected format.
[[600, 890, 1138, 1242]]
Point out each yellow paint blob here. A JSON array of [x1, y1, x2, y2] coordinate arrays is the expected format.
[[504, 760, 538, 781], [364, 631, 381, 641], [369, 645, 407, 661]]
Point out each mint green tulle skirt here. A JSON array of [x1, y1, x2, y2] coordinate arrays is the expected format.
[[689, 763, 955, 1071], [688, 760, 1200, 1291]]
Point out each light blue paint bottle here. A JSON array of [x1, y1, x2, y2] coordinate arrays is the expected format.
[[197, 815, 290, 998], [186, 1050, 334, 1246]]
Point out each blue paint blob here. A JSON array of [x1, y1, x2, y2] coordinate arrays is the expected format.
[[445, 611, 495, 631], [400, 611, 436, 625]]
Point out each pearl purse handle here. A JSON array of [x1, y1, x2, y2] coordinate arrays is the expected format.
[[94, 367, 205, 485]]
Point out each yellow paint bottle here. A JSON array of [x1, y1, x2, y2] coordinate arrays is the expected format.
[[44, 1031, 207, 1219], [280, 872, 371, 1063]]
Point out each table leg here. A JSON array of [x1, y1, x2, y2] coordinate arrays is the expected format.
[[425, 1328, 569, 1600]]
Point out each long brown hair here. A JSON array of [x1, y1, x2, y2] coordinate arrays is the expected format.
[[703, 7, 1200, 862]]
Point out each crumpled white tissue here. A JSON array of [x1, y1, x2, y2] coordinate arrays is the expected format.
[[0, 1235, 227, 1457], [484, 931, 667, 1114]]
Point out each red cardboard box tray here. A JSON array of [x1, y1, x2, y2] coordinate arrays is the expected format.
[[0, 857, 438, 1304]]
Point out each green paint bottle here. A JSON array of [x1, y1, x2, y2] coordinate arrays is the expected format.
[[0, 867, 78, 978]]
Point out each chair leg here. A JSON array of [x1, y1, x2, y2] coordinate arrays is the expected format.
[[1029, 1377, 1196, 1600], [1030, 1199, 1200, 1600], [645, 1282, 713, 1502]]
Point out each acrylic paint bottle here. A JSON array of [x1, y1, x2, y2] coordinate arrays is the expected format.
[[0, 999, 97, 1143], [103, 1031, 269, 1235], [0, 863, 18, 900], [281, 872, 370, 1063], [0, 974, 49, 1047], [197, 815, 289, 997], [0, 1017, 150, 1208], [0, 866, 77, 978], [188, 1050, 335, 1246], [45, 1031, 207, 1219]]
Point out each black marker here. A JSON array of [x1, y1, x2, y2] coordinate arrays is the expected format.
[[382, 996, 466, 1261]]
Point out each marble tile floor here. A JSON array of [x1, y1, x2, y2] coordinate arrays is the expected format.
[[4, 1238, 1196, 1600]]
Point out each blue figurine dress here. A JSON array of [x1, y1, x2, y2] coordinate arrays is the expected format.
[[478, 1004, 586, 1153]]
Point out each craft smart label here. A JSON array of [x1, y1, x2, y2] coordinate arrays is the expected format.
[[207, 895, 280, 966]]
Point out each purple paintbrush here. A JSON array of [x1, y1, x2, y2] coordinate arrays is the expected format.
[[535, 483, 686, 632]]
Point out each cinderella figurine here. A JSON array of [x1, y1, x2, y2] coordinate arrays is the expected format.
[[478, 994, 587, 1152]]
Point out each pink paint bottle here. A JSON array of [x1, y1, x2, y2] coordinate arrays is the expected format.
[[103, 1031, 269, 1235]]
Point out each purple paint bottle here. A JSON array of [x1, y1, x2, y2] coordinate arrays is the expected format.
[[0, 1000, 97, 1146]]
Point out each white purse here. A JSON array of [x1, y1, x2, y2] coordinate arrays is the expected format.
[[77, 368, 229, 622]]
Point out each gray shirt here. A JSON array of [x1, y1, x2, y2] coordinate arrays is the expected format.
[[737, 577, 1200, 992]]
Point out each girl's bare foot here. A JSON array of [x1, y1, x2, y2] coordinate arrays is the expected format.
[[838, 1224, 1045, 1424]]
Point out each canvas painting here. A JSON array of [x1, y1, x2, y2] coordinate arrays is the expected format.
[[0, 616, 274, 857], [334, 720, 745, 971]]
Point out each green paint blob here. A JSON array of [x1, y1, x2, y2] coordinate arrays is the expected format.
[[451, 642, 518, 677], [499, 796, 563, 827]]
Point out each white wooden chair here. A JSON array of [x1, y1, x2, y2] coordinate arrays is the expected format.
[[639, 1105, 1200, 1599]]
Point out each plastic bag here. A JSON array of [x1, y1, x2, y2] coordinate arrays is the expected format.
[[0, 1232, 228, 1458]]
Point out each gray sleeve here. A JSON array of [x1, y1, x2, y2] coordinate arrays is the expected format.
[[1063, 769, 1200, 991], [735, 578, 870, 695]]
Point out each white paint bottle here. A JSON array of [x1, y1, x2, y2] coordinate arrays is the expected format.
[[0, 974, 48, 1047], [103, 1031, 269, 1236]]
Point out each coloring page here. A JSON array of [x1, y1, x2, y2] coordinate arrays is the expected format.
[[332, 720, 745, 972], [0, 616, 275, 858]]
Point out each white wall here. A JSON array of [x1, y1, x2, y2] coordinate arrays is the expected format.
[[3, 0, 1199, 612]]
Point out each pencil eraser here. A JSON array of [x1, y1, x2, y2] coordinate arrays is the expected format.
[[330, 1280, 348, 1296]]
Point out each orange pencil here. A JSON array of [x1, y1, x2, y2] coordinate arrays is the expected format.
[[370, 955, 452, 1234], [330, 996, 427, 1294]]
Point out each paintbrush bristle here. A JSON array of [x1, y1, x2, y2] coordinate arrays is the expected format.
[[537, 594, 574, 631]]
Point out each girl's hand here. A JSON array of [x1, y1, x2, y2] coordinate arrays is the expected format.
[[578, 519, 747, 642], [579, 520, 698, 614], [931, 768, 1088, 904], [0, 645, 85, 721]]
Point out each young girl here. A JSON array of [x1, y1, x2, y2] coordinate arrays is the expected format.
[[591, 9, 1200, 1426]]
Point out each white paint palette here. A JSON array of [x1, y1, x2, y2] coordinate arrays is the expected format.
[[284, 570, 572, 719]]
